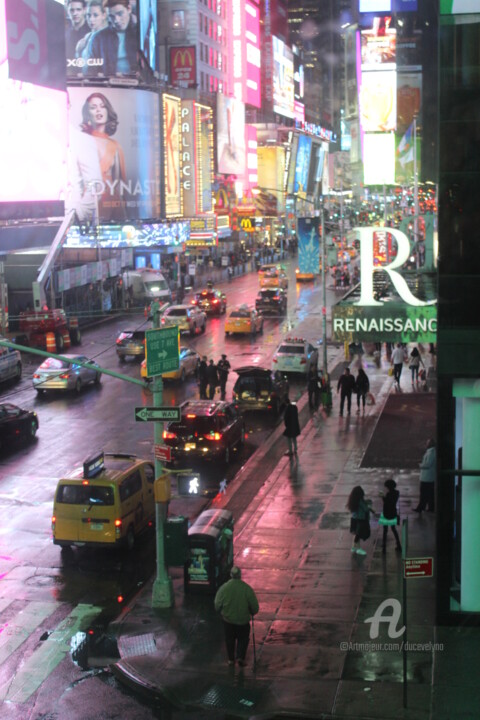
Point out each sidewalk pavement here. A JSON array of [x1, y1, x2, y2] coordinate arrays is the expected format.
[[105, 351, 478, 720]]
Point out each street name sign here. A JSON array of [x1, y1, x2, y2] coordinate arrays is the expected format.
[[135, 407, 181, 422], [145, 326, 180, 377], [404, 557, 434, 579]]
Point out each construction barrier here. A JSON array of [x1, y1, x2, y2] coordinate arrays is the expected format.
[[46, 332, 56, 354]]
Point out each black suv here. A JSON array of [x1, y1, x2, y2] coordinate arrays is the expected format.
[[116, 330, 146, 361], [163, 400, 245, 465], [232, 367, 289, 415], [191, 288, 227, 315], [255, 287, 287, 315]]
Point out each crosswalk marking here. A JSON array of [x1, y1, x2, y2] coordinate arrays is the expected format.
[[1, 603, 102, 703], [0, 601, 59, 667]]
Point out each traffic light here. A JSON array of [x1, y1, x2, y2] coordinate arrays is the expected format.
[[177, 474, 202, 496]]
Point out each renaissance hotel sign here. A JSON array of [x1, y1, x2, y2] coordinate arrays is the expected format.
[[332, 227, 437, 343]]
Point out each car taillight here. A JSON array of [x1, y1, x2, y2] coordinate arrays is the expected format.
[[163, 430, 176, 439], [300, 358, 307, 364], [272, 358, 278, 363], [59, 373, 71, 379], [212, 299, 219, 304], [51, 515, 56, 527], [273, 297, 279, 301], [161, 317, 165, 324], [204, 432, 222, 441], [114, 519, 122, 528], [191, 299, 196, 304], [33, 373, 41, 378]]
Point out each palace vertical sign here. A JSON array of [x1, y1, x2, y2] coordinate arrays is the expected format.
[[181, 100, 196, 217]]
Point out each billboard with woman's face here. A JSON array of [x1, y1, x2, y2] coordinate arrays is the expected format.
[[66, 87, 161, 224]]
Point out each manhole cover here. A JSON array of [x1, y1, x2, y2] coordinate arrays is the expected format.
[[25, 575, 55, 587]]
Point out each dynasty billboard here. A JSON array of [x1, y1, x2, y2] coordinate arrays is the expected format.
[[66, 87, 161, 224]]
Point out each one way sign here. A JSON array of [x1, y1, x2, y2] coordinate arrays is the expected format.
[[135, 407, 181, 422]]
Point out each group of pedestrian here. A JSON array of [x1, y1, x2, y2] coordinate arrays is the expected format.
[[197, 354, 231, 400], [336, 366, 370, 416], [348, 438, 436, 556], [391, 343, 426, 390]]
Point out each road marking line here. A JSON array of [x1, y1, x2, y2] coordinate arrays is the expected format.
[[2, 604, 102, 703], [0, 601, 59, 667]]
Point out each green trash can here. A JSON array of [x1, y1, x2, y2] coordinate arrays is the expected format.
[[164, 515, 188, 566]]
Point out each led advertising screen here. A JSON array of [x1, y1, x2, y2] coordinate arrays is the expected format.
[[294, 135, 312, 195], [298, 217, 320, 275], [163, 94, 182, 217], [0, 74, 67, 220], [65, 0, 139, 79], [245, 0, 261, 107], [286, 133, 298, 196], [360, 70, 396, 132], [196, 104, 214, 213], [4, 0, 66, 91], [272, 36, 294, 119], [257, 146, 286, 213], [139, 0, 158, 72], [170, 46, 196, 88], [217, 95, 246, 175], [363, 133, 395, 185], [361, 21, 396, 69], [397, 73, 421, 134], [65, 221, 189, 248], [344, 26, 358, 118], [66, 87, 161, 224]]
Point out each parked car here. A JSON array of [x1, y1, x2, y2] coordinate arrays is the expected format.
[[161, 305, 206, 335], [141, 346, 200, 381], [225, 305, 264, 336], [0, 403, 38, 451], [0, 342, 22, 384], [232, 367, 289, 415], [33, 355, 101, 394], [255, 287, 287, 315], [191, 288, 227, 315], [272, 337, 319, 376], [116, 330, 146, 361], [162, 400, 245, 465]]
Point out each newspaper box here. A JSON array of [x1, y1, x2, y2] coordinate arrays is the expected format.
[[184, 509, 234, 594]]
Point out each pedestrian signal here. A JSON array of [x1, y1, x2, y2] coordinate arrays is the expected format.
[[177, 474, 202, 496]]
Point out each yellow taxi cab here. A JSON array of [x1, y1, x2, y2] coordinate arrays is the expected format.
[[52, 451, 155, 550], [225, 305, 264, 336], [260, 268, 289, 289], [141, 346, 200, 381], [296, 258, 322, 282]]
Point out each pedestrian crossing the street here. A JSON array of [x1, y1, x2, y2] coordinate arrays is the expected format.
[[0, 599, 102, 704]]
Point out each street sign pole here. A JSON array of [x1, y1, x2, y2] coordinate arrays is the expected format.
[[151, 304, 174, 609]]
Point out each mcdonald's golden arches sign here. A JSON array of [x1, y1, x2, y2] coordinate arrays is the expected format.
[[170, 46, 196, 88]]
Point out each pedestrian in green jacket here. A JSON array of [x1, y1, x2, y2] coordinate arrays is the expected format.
[[214, 566, 259, 667]]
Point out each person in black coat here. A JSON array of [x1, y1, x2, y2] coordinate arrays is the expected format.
[[198, 356, 208, 399], [337, 367, 356, 416], [217, 354, 231, 401], [355, 368, 370, 414], [206, 359, 219, 400], [283, 397, 300, 456], [380, 479, 402, 554]]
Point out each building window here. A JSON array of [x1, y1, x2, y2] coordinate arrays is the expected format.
[[171, 10, 185, 30]]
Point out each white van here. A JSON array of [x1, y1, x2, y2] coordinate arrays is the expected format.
[[123, 269, 172, 306]]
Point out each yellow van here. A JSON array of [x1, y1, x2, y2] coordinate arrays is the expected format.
[[52, 452, 155, 550]]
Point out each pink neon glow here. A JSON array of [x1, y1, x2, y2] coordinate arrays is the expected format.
[[0, 0, 7, 67], [245, 0, 261, 108], [0, 76, 68, 201]]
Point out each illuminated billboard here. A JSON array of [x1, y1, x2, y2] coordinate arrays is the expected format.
[[294, 135, 312, 195], [0, 75, 67, 220], [245, 0, 261, 107], [363, 133, 395, 185], [272, 36, 294, 119], [257, 146, 286, 213], [180, 101, 214, 216], [66, 87, 161, 224], [163, 94, 182, 217], [217, 95, 246, 175], [397, 73, 421, 134], [170, 46, 196, 88], [65, 222, 189, 249], [3, 0, 65, 91], [360, 70, 396, 132], [139, 0, 158, 72], [196, 104, 214, 212], [65, 0, 139, 79], [361, 19, 396, 69]]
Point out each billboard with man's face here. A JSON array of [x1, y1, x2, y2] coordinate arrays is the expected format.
[[65, 0, 139, 79], [66, 87, 161, 224]]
